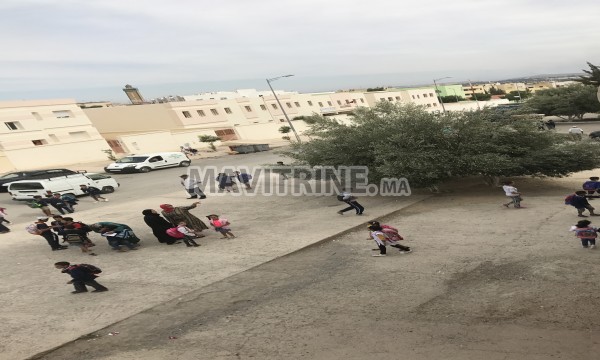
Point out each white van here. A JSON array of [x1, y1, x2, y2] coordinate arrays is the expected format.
[[104, 152, 191, 173], [6, 173, 120, 200]]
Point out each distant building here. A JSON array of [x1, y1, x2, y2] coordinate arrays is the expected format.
[[122, 84, 145, 105], [435, 85, 466, 99], [0, 99, 108, 171]]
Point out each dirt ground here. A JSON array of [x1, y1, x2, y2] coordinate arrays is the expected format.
[[29, 172, 600, 360]]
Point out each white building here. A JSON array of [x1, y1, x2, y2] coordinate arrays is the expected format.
[[0, 99, 108, 171]]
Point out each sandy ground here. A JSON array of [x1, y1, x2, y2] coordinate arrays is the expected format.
[[24, 170, 600, 360], [0, 176, 425, 359]]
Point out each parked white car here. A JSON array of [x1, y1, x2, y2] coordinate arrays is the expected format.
[[104, 152, 191, 173], [6, 173, 120, 200]]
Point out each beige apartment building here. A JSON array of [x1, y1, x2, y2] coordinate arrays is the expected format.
[[0, 99, 108, 172]]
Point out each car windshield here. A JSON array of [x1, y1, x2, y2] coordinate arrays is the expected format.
[[0, 173, 21, 179], [87, 174, 109, 180], [115, 156, 148, 164]]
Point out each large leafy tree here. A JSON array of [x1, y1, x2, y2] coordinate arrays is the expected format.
[[285, 103, 600, 188], [576, 62, 600, 87], [524, 85, 600, 120]]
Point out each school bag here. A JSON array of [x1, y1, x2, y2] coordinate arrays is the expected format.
[[564, 194, 575, 205], [575, 227, 598, 239], [166, 227, 185, 239], [27, 201, 43, 209], [26, 224, 40, 235], [76, 264, 102, 274]]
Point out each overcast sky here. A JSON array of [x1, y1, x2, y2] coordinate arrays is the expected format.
[[1, 0, 599, 102]]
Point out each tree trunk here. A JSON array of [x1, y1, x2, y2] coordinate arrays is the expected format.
[[483, 175, 501, 187]]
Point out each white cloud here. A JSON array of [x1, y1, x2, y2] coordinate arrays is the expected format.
[[0, 0, 599, 100]]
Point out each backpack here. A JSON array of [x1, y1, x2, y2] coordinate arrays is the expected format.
[[26, 224, 41, 235], [166, 227, 185, 239], [27, 201, 42, 209], [337, 194, 346, 202], [575, 227, 597, 239], [77, 264, 102, 274], [564, 194, 575, 205], [74, 222, 92, 233]]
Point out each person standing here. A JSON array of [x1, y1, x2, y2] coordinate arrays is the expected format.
[[501, 181, 523, 208], [216, 173, 235, 192], [545, 119, 556, 130], [207, 214, 236, 238], [54, 262, 108, 294], [79, 185, 108, 202], [337, 188, 365, 215], [582, 177, 600, 199], [568, 191, 600, 217], [32, 195, 54, 216], [48, 193, 74, 215], [0, 207, 10, 233], [160, 203, 209, 233], [142, 209, 180, 245], [235, 171, 252, 189], [568, 125, 584, 140], [570, 220, 598, 249], [180, 174, 206, 199], [32, 217, 67, 251]]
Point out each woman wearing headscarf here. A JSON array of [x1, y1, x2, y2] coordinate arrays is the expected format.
[[160, 202, 208, 234], [142, 209, 180, 245]]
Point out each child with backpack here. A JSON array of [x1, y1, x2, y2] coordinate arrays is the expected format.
[[170, 221, 200, 247], [566, 191, 600, 217], [582, 177, 600, 198], [54, 261, 108, 294], [367, 223, 411, 254], [570, 220, 598, 249], [206, 214, 235, 239], [501, 181, 523, 208]]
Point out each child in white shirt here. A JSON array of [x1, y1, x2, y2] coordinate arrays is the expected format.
[[176, 222, 200, 247]]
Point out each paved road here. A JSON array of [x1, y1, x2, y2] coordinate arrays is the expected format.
[[1, 151, 286, 224]]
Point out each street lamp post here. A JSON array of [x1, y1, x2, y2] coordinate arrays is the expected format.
[[433, 76, 452, 114], [266, 75, 301, 143], [513, 83, 523, 103], [468, 79, 481, 110]]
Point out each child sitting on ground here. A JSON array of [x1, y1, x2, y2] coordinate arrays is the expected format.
[[206, 214, 235, 239], [570, 220, 598, 249], [176, 222, 201, 247]]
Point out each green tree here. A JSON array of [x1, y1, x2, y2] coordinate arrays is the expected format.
[[366, 87, 385, 92], [284, 103, 600, 189], [279, 125, 292, 141], [470, 93, 492, 101], [505, 90, 531, 102], [525, 85, 600, 120], [198, 135, 221, 151], [440, 95, 464, 103], [488, 86, 506, 95], [575, 62, 600, 87]]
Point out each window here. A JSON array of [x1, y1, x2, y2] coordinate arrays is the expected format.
[[307, 101, 313, 106], [426, 104, 432, 107], [32, 139, 47, 146], [386, 97, 392, 101], [327, 101, 332, 106], [52, 110, 73, 118], [417, 95, 420, 99], [32, 112, 42, 121], [360, 99, 365, 103], [271, 104, 278, 109], [224, 108, 232, 114], [69, 131, 90, 140], [260, 104, 267, 110], [148, 156, 164, 162], [294, 102, 300, 107], [318, 102, 323, 107], [197, 110, 206, 117], [279, 119, 286, 122], [5, 122, 20, 130], [182, 111, 192, 118], [244, 106, 252, 112], [395, 96, 401, 101], [434, 103, 438, 107], [337, 100, 342, 105], [423, 94, 428, 98], [210, 109, 219, 115], [286, 102, 292, 108], [430, 93, 434, 97], [411, 95, 415, 99], [380, 98, 385, 101]]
